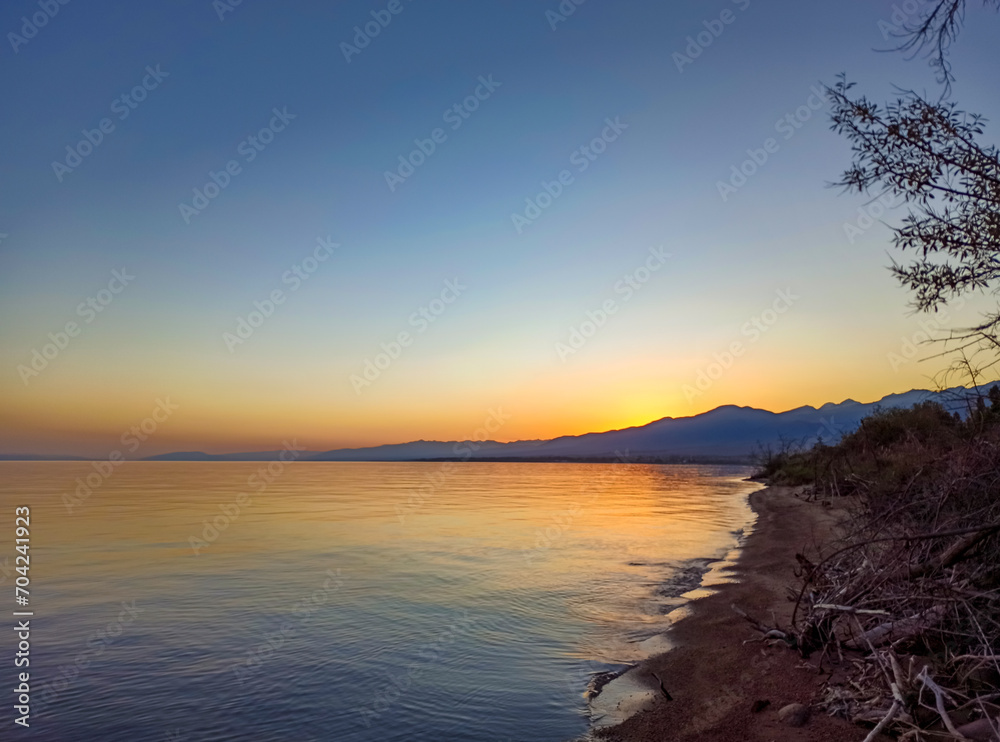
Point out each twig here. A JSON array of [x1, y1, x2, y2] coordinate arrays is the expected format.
[[917, 667, 968, 740], [650, 671, 673, 701], [862, 699, 901, 742]]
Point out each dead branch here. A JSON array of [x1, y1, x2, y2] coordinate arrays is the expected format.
[[846, 606, 948, 650]]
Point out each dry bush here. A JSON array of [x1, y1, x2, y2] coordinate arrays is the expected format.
[[764, 387, 1000, 739]]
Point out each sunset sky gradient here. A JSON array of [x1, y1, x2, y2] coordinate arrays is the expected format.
[[2, 0, 999, 457]]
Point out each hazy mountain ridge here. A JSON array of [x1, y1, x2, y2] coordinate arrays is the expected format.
[[6, 387, 978, 462], [152, 386, 972, 461]]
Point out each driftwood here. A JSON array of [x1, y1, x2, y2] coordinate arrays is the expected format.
[[813, 603, 890, 616], [845, 606, 947, 650], [731, 604, 795, 647], [907, 525, 1000, 579]]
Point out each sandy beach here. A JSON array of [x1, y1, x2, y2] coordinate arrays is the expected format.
[[597, 485, 883, 742]]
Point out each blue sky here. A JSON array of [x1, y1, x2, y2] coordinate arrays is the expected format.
[[1, 0, 999, 455]]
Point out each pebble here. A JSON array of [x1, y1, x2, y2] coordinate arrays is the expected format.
[[777, 703, 809, 727], [955, 718, 1000, 742]]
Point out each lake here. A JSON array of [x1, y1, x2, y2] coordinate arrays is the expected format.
[[0, 462, 760, 741]]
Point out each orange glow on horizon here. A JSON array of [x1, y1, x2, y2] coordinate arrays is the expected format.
[[0, 363, 963, 458]]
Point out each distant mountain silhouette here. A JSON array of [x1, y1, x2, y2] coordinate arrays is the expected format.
[[145, 450, 293, 462], [0, 454, 87, 461], [3, 387, 979, 462], [135, 386, 975, 462]]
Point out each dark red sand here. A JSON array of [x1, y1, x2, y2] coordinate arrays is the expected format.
[[598, 486, 889, 742]]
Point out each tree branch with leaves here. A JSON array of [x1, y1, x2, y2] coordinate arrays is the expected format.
[[827, 75, 1000, 376]]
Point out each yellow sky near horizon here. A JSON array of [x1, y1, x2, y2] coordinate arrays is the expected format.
[[1, 323, 975, 457]]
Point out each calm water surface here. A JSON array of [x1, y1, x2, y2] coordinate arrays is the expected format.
[[0, 462, 760, 741]]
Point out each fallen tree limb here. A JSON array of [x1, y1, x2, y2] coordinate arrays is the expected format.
[[814, 603, 891, 616], [846, 606, 947, 650], [908, 525, 1000, 579]]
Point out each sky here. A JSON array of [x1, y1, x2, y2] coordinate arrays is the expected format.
[[1, 0, 999, 457]]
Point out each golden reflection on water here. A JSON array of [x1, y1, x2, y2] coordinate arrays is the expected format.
[[4, 461, 757, 618]]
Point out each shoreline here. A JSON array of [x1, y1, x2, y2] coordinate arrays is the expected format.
[[594, 485, 866, 742]]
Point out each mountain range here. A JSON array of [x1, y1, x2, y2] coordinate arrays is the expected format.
[[3, 387, 983, 463], [127, 386, 979, 464]]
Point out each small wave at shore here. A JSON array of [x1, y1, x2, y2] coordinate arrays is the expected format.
[[583, 505, 760, 734]]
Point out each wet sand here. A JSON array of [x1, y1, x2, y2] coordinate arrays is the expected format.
[[596, 485, 882, 742]]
